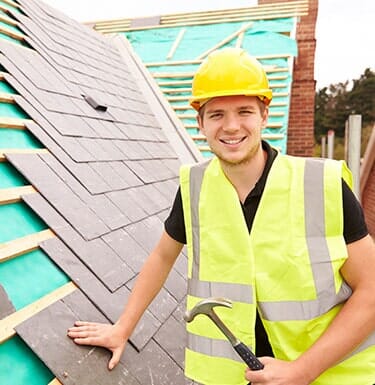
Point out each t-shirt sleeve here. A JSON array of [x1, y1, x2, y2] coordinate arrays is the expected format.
[[342, 179, 368, 244], [164, 187, 187, 244]]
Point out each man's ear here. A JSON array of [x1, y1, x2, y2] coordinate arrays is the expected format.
[[261, 107, 269, 129], [197, 115, 205, 135]]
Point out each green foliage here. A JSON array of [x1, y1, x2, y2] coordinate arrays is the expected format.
[[314, 68, 374, 141]]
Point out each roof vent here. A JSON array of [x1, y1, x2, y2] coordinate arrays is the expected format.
[[83, 94, 107, 111]]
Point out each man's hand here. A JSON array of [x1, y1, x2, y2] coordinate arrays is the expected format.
[[245, 357, 311, 385], [67, 321, 127, 370]]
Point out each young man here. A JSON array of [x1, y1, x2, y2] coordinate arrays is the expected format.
[[68, 48, 375, 384]]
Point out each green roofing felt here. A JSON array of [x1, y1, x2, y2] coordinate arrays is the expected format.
[[0, 162, 27, 188], [0, 202, 47, 243], [0, 336, 54, 385], [0, 102, 28, 118], [0, 248, 69, 310], [0, 128, 44, 148], [124, 17, 297, 155], [0, 80, 16, 94]]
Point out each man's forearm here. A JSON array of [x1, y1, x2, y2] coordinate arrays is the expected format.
[[115, 231, 183, 340]]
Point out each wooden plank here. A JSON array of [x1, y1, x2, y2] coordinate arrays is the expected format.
[[2, 0, 21, 8], [48, 379, 63, 385], [196, 21, 253, 60], [0, 92, 15, 103], [0, 148, 49, 162], [0, 12, 18, 27], [0, 185, 37, 205], [0, 282, 77, 343], [0, 229, 55, 263], [94, 0, 307, 31], [0, 25, 25, 41], [166, 28, 186, 60], [98, 11, 307, 33], [0, 117, 31, 129], [235, 31, 245, 48]]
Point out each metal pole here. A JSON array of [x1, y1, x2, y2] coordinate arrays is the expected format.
[[347, 115, 362, 199], [327, 130, 335, 159], [321, 136, 326, 158]]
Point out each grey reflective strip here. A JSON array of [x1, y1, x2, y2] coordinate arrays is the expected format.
[[187, 332, 252, 364], [260, 158, 352, 321], [189, 161, 210, 281], [188, 278, 253, 304], [260, 282, 352, 321]]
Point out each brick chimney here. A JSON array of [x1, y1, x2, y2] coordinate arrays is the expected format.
[[259, 0, 318, 156]]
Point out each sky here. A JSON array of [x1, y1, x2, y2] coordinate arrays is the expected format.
[[40, 0, 374, 90]]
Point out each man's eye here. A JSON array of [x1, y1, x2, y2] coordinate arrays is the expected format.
[[239, 110, 252, 115], [209, 113, 222, 119]]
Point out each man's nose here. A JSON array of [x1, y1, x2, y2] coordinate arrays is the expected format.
[[222, 114, 240, 131]]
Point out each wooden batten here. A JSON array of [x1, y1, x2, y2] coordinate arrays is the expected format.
[[0, 92, 15, 103], [0, 117, 31, 129], [0, 25, 25, 42], [0, 148, 49, 161], [166, 28, 186, 60], [0, 185, 37, 205], [0, 282, 77, 343], [0, 229, 55, 263]]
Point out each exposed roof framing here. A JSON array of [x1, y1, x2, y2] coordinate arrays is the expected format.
[[91, 0, 308, 32]]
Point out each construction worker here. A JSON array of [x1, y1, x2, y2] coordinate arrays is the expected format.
[[68, 48, 375, 384]]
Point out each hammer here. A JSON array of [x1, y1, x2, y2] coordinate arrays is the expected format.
[[184, 297, 264, 371]]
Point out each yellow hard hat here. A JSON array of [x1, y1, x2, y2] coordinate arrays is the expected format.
[[190, 47, 272, 111]]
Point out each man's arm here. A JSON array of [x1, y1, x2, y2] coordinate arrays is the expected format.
[[246, 234, 375, 384], [67, 230, 183, 369]]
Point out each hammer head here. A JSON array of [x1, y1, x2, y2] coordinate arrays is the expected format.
[[184, 297, 232, 323]]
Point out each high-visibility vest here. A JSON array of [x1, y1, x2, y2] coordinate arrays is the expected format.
[[180, 154, 375, 385]]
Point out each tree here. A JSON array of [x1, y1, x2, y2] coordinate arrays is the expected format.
[[314, 68, 374, 142]]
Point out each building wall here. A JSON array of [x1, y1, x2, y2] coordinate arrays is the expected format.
[[259, 0, 318, 156]]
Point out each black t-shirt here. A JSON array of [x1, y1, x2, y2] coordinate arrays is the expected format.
[[165, 141, 369, 356]]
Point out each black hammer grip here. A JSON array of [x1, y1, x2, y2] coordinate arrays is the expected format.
[[233, 342, 264, 370]]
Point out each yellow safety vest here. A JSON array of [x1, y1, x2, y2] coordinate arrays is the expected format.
[[180, 154, 375, 385]]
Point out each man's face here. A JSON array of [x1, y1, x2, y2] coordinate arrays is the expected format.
[[198, 95, 268, 166]]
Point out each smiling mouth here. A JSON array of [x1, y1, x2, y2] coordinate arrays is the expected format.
[[220, 137, 246, 145]]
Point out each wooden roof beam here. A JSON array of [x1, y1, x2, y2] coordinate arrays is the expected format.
[[0, 185, 37, 205]]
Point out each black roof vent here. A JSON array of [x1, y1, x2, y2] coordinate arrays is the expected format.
[[83, 94, 108, 112]]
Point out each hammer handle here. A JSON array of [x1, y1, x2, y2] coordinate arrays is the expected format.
[[234, 342, 264, 370]]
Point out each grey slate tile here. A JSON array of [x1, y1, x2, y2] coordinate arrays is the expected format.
[[106, 189, 148, 224], [113, 139, 150, 161], [102, 228, 148, 273], [127, 277, 178, 325], [7, 153, 110, 240], [16, 290, 141, 385], [55, 135, 96, 163], [164, 267, 187, 304], [125, 216, 164, 255], [69, 162, 112, 195], [20, 192, 131, 292], [38, 153, 130, 230], [154, 313, 187, 369], [108, 161, 143, 189], [123, 339, 186, 385], [40, 237, 132, 319], [0, 284, 16, 319], [44, 111, 98, 137]]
